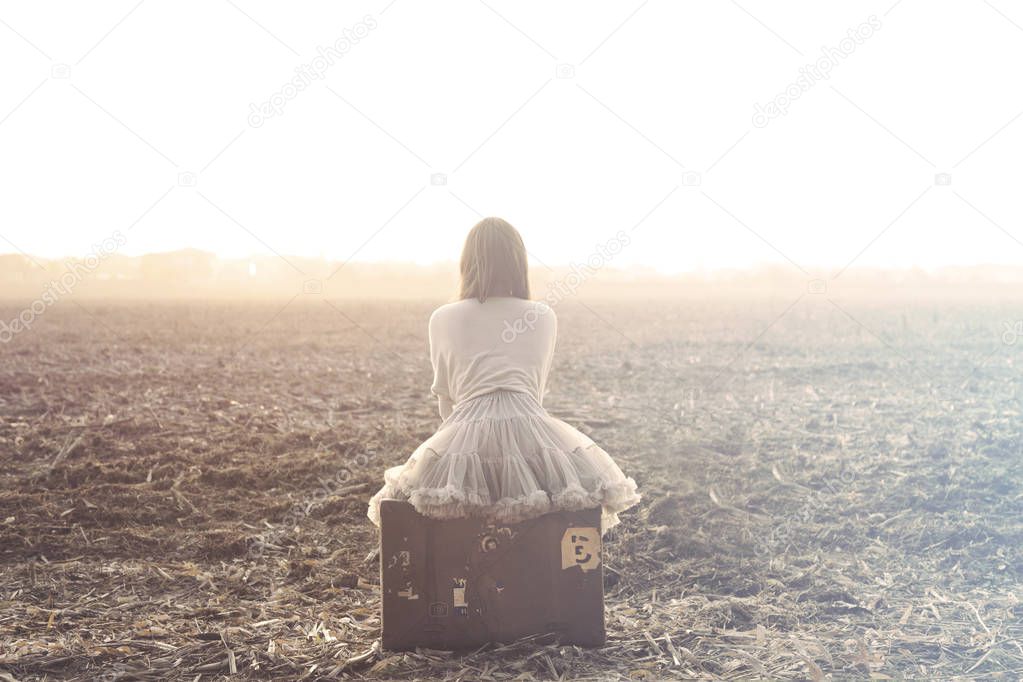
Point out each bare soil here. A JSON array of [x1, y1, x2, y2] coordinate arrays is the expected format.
[[0, 298, 1020, 680]]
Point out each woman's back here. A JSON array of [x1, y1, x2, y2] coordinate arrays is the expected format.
[[429, 297, 556, 415]]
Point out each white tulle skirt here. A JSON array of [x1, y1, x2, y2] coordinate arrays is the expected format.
[[367, 390, 640, 533]]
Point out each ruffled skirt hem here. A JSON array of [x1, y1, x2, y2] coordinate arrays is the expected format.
[[368, 455, 640, 531], [366, 391, 641, 533]]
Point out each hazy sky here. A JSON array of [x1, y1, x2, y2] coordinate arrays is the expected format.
[[1, 0, 1022, 274]]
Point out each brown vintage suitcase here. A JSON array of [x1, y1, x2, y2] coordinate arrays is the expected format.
[[379, 500, 605, 651]]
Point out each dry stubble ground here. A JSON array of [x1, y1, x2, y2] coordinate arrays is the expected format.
[[0, 297, 1021, 680]]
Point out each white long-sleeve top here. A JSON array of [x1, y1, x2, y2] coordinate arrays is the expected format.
[[428, 297, 557, 419]]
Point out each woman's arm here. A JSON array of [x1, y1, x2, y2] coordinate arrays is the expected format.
[[437, 395, 453, 420], [539, 304, 557, 406], [429, 309, 454, 420]]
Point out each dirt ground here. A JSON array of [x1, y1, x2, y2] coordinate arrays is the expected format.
[[0, 297, 1020, 680]]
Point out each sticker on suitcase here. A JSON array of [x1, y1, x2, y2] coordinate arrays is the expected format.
[[561, 527, 601, 572], [478, 525, 516, 553], [387, 550, 411, 569], [452, 578, 468, 616], [398, 580, 419, 600]]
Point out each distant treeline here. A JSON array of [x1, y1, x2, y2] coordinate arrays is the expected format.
[[1, 250, 1021, 300]]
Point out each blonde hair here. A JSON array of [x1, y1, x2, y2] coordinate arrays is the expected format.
[[459, 217, 530, 303]]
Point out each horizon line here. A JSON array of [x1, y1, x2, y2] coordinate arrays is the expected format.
[[2, 249, 1022, 277]]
